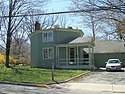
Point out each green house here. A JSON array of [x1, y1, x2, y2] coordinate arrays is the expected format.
[[30, 23, 94, 69]]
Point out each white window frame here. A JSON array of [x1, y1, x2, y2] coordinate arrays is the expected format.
[[43, 47, 54, 59], [42, 31, 53, 42]]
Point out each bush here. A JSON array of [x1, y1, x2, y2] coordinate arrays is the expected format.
[[0, 54, 16, 64], [0, 54, 5, 64]]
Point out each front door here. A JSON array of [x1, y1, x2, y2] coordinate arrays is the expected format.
[[69, 47, 76, 64]]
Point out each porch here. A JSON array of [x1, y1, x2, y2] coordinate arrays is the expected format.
[[56, 43, 94, 69]]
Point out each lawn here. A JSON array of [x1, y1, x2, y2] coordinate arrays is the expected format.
[[0, 64, 88, 84]]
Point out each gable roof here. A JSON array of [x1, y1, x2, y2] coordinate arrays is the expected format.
[[94, 40, 125, 53]]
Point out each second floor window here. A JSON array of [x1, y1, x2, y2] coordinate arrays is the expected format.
[[42, 32, 53, 42]]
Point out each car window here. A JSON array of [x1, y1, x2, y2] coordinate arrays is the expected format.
[[108, 60, 120, 64]]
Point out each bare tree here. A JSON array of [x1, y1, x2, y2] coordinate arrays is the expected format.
[[19, 12, 60, 36], [41, 15, 59, 29], [115, 19, 125, 41], [70, 0, 105, 40], [70, 0, 125, 40], [11, 38, 30, 65], [0, 0, 48, 68], [58, 14, 72, 28]]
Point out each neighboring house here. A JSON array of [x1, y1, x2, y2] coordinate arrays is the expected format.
[[94, 40, 125, 67], [30, 22, 94, 69]]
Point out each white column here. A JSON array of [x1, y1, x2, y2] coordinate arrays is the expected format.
[[77, 46, 79, 65], [88, 46, 92, 70], [58, 47, 59, 66], [56, 46, 58, 67], [66, 46, 68, 66]]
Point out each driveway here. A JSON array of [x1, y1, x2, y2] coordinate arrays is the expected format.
[[52, 68, 125, 94], [73, 69, 125, 85], [0, 69, 125, 94], [53, 68, 125, 93]]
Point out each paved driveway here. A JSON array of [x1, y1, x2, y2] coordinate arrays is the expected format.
[[59, 69, 125, 94], [73, 69, 125, 85], [0, 69, 125, 94]]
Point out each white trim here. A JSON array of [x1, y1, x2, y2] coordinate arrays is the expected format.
[[57, 47, 60, 66], [77, 46, 79, 65], [56, 47, 58, 66], [66, 46, 68, 66], [42, 47, 54, 59]]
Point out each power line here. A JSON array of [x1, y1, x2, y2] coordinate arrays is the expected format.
[[0, 9, 101, 18], [0, 7, 119, 18]]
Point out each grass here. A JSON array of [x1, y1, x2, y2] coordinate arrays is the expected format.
[[0, 64, 89, 84]]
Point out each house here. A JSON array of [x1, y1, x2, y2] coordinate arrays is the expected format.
[[94, 40, 125, 67], [30, 22, 125, 69], [30, 22, 95, 69]]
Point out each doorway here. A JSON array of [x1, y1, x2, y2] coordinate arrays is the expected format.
[[69, 47, 76, 64]]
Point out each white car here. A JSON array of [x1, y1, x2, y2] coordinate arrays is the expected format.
[[105, 59, 122, 71]]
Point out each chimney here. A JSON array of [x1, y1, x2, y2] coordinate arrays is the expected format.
[[35, 21, 41, 30]]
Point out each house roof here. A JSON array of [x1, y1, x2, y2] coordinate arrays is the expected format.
[[30, 28, 84, 37], [69, 37, 92, 44], [56, 37, 94, 47], [94, 40, 125, 53]]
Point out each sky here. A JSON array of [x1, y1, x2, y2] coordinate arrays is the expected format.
[[45, 0, 87, 35], [46, 0, 71, 12]]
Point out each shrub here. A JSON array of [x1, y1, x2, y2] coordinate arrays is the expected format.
[[0, 54, 5, 64], [0, 54, 16, 64]]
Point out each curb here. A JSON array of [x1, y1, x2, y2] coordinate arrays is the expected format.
[[47, 71, 92, 85], [65, 71, 91, 82], [0, 81, 50, 88]]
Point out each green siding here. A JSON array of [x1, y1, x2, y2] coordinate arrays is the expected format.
[[54, 30, 82, 44], [59, 47, 66, 59], [94, 53, 125, 67], [31, 33, 41, 67]]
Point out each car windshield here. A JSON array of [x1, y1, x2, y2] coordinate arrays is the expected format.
[[108, 60, 120, 64]]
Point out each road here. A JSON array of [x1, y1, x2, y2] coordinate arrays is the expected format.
[[0, 69, 125, 94]]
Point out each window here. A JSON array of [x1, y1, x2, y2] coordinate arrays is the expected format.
[[43, 48, 54, 59], [42, 32, 53, 42]]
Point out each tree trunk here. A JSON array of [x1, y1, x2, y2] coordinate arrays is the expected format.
[[90, 12, 95, 41], [5, 19, 12, 68], [5, 33, 11, 68], [5, 0, 12, 68]]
